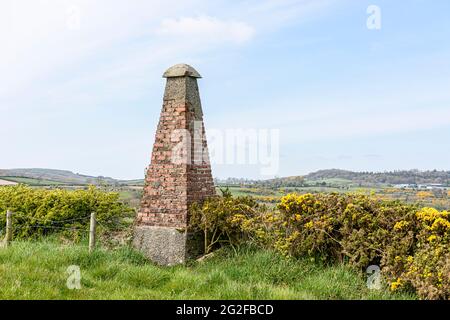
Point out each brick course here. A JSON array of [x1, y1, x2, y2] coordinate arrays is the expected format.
[[136, 65, 215, 230]]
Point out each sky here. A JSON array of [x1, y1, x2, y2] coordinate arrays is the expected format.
[[1, 0, 450, 180]]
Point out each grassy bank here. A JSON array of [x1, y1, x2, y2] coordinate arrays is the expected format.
[[0, 240, 415, 300]]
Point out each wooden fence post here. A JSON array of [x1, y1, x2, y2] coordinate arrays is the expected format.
[[5, 210, 12, 247], [89, 212, 96, 253]]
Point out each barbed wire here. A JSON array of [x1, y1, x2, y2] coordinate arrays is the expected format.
[[95, 219, 130, 231], [5, 211, 92, 224], [1, 210, 132, 235], [11, 224, 89, 233]]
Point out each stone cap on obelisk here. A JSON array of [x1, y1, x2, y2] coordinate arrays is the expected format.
[[163, 63, 202, 78]]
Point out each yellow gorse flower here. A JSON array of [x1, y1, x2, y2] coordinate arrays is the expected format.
[[394, 220, 409, 231], [305, 221, 314, 229], [431, 218, 450, 231], [417, 207, 448, 222], [390, 279, 402, 291]]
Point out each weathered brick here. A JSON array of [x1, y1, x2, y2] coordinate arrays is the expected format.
[[136, 64, 215, 229]]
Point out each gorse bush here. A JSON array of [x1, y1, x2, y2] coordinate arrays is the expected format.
[[190, 188, 263, 253], [191, 192, 450, 299], [0, 185, 134, 240], [398, 208, 450, 299]]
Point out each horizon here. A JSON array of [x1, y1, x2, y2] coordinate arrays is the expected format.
[[2, 1, 450, 180], [1, 166, 450, 181]]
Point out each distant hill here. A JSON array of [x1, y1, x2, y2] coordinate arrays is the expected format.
[[304, 169, 450, 185], [0, 168, 142, 186], [216, 169, 450, 188], [2, 168, 449, 188]]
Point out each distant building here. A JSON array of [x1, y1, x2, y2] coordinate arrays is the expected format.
[[394, 183, 447, 190], [425, 184, 447, 190], [394, 184, 417, 189]]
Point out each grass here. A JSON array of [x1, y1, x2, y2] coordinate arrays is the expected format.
[[0, 240, 415, 300]]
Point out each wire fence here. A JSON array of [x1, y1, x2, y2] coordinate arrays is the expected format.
[[1, 213, 90, 233], [1, 212, 129, 230], [0, 210, 130, 252], [10, 212, 92, 224], [11, 224, 89, 232]]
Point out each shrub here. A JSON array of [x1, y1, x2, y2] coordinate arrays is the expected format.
[[0, 185, 134, 240], [398, 208, 450, 299], [190, 192, 449, 299], [189, 188, 263, 253], [271, 193, 420, 270]]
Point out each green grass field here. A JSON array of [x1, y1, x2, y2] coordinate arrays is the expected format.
[[0, 176, 65, 186], [0, 240, 415, 300]]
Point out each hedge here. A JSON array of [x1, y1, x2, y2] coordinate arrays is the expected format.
[[0, 185, 134, 239], [190, 192, 450, 299]]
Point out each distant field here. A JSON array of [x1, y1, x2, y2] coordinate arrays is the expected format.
[[118, 189, 142, 207], [120, 179, 145, 186], [0, 176, 65, 186], [2, 170, 448, 210], [305, 178, 354, 185], [0, 179, 17, 186], [219, 185, 449, 210]]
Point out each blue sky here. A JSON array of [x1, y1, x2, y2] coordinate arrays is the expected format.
[[1, 0, 449, 179]]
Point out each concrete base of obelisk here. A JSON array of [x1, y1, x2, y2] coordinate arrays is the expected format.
[[133, 225, 203, 266]]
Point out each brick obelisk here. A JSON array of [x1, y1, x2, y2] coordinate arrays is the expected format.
[[133, 64, 216, 265]]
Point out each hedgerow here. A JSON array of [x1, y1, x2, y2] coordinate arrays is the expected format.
[[190, 192, 450, 299], [0, 185, 134, 240], [189, 188, 263, 253]]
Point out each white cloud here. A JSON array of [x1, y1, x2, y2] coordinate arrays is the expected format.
[[207, 87, 450, 145], [0, 0, 209, 101], [0, 0, 332, 103], [292, 107, 450, 141], [245, 0, 340, 30], [156, 16, 255, 44], [0, 0, 345, 178]]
